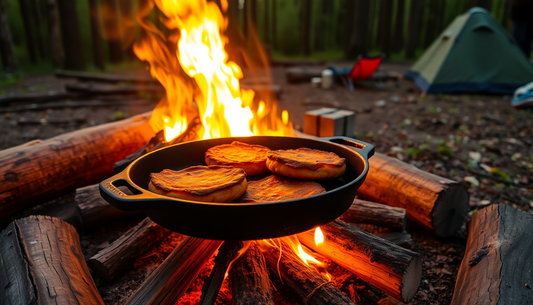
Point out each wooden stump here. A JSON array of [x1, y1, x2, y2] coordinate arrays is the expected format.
[[0, 215, 103, 304], [357, 153, 469, 237], [0, 112, 154, 220], [452, 204, 533, 304]]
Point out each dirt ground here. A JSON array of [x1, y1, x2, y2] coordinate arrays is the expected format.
[[1, 62, 532, 304]]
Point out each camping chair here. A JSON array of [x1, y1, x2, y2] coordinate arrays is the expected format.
[[329, 54, 385, 92]]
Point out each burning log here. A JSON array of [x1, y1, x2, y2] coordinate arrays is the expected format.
[[125, 237, 222, 305], [229, 242, 274, 305], [88, 217, 172, 281], [452, 204, 533, 304], [340, 199, 407, 231], [76, 184, 144, 231], [299, 220, 422, 303], [0, 112, 154, 220], [357, 153, 469, 237], [200, 240, 244, 305], [0, 215, 103, 304], [261, 239, 356, 305]]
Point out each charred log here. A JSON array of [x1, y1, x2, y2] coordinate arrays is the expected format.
[[299, 220, 422, 303], [452, 204, 533, 304], [0, 112, 154, 220], [125, 237, 222, 305], [340, 199, 406, 231], [88, 217, 172, 281], [357, 153, 469, 237], [261, 238, 355, 305], [0, 215, 103, 304], [229, 242, 274, 305]]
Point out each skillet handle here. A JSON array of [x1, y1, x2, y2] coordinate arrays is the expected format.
[[99, 171, 168, 211], [321, 136, 375, 160]]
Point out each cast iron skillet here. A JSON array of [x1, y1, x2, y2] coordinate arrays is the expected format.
[[100, 136, 374, 240]]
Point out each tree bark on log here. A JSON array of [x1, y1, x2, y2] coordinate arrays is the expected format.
[[299, 220, 422, 303], [88, 217, 172, 281], [451, 204, 533, 304], [125, 237, 222, 305], [76, 184, 143, 231], [357, 153, 469, 237], [0, 215, 104, 304], [0, 112, 154, 220], [229, 242, 274, 305], [261, 238, 356, 305], [200, 241, 244, 305], [340, 199, 407, 231]]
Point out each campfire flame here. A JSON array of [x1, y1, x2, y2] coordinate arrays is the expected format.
[[134, 0, 293, 142]]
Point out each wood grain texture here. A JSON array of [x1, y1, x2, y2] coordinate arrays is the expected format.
[[0, 215, 103, 304], [357, 153, 469, 237], [76, 184, 143, 231], [299, 220, 422, 303], [452, 204, 533, 304], [88, 217, 172, 281], [0, 112, 154, 220], [340, 199, 407, 231], [261, 238, 355, 305], [229, 242, 274, 305], [125, 237, 222, 305]]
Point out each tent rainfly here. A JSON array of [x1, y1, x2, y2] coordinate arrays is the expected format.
[[405, 7, 533, 95]]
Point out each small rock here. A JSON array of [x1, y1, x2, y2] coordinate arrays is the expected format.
[[526, 283, 531, 289], [390, 96, 401, 103], [480, 200, 491, 206], [375, 100, 387, 107]]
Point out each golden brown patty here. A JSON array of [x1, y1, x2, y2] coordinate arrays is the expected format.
[[148, 165, 247, 203], [238, 175, 326, 203], [267, 147, 346, 180], [205, 141, 271, 176]]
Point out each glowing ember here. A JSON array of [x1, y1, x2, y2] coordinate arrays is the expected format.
[[135, 0, 293, 141]]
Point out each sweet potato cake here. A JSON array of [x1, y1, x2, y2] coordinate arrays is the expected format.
[[238, 175, 326, 203], [267, 147, 346, 180], [148, 165, 247, 203], [205, 141, 271, 176]]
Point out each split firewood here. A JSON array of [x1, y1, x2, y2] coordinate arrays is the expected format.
[[125, 237, 222, 305], [452, 204, 533, 304], [88, 217, 172, 281], [114, 116, 202, 172], [229, 242, 274, 305], [0, 215, 103, 304], [340, 199, 407, 231], [299, 220, 422, 303], [349, 223, 414, 249], [261, 238, 356, 305], [357, 153, 469, 237], [76, 184, 144, 231], [0, 112, 154, 220], [199, 240, 245, 305]]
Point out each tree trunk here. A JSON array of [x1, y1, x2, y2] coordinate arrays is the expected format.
[[88, 217, 173, 281], [0, 112, 154, 221], [0, 0, 19, 72], [76, 184, 144, 231], [102, 0, 123, 64], [46, 0, 63, 67], [392, 0, 405, 53], [405, 0, 421, 59], [474, 0, 492, 10], [242, 0, 248, 38], [423, 0, 439, 48], [299, 220, 422, 303], [18, 0, 38, 64], [339, 199, 407, 231], [88, 0, 105, 69], [302, 0, 312, 56], [379, 0, 393, 54], [229, 242, 275, 305], [345, 0, 371, 59], [118, 0, 135, 59], [0, 216, 104, 304], [56, 0, 86, 70], [271, 0, 276, 49], [342, 0, 356, 58], [356, 153, 469, 237], [261, 238, 356, 305], [264, 0, 270, 44], [125, 237, 222, 305], [31, 0, 46, 59], [452, 204, 533, 304]]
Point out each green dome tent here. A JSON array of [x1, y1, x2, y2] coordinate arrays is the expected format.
[[405, 7, 533, 95]]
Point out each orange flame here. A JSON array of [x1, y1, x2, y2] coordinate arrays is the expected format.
[[134, 0, 293, 141]]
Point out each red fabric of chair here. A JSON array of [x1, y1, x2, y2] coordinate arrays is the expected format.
[[349, 56, 384, 81]]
